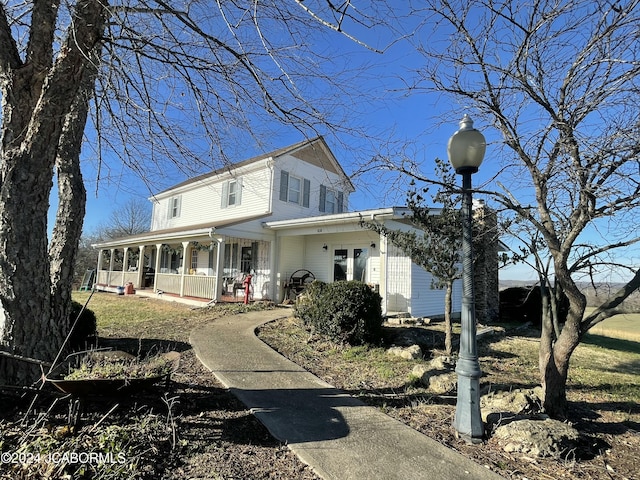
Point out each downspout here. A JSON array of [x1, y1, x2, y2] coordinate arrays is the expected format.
[[270, 231, 279, 302], [266, 159, 277, 301]]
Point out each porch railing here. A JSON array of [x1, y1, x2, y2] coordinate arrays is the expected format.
[[184, 275, 217, 299], [96, 269, 218, 301], [96, 270, 138, 286], [155, 273, 182, 295]]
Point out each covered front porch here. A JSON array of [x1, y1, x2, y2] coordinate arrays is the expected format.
[[93, 228, 273, 303]]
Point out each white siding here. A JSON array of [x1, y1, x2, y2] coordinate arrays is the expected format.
[[278, 236, 305, 301], [409, 264, 448, 317], [383, 243, 464, 318], [149, 149, 354, 232], [272, 154, 350, 221], [151, 164, 272, 231], [303, 237, 330, 282], [385, 243, 412, 313], [304, 232, 379, 284]]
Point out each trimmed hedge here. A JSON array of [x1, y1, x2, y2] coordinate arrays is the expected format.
[[295, 280, 383, 345]]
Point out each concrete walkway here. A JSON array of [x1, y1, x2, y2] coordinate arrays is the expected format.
[[190, 308, 504, 480]]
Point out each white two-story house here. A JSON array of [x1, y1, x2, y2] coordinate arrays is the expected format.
[[93, 137, 499, 321]]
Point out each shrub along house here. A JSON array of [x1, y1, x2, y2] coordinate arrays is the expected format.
[[93, 137, 499, 321]]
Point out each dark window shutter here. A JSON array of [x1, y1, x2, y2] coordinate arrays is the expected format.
[[319, 184, 326, 212], [337, 191, 344, 213], [221, 181, 229, 208], [302, 179, 310, 208], [280, 171, 289, 202]]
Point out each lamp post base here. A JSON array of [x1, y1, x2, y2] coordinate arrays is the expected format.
[[454, 357, 484, 442]]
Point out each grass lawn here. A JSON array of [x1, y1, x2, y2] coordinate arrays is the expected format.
[[73, 290, 258, 342], [584, 307, 640, 342], [60, 291, 640, 480]]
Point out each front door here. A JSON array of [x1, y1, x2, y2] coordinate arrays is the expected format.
[[333, 247, 370, 282]]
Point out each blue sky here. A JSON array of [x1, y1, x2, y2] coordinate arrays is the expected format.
[[52, 4, 637, 285]]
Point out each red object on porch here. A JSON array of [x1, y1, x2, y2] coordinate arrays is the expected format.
[[243, 274, 252, 304], [124, 282, 135, 295]]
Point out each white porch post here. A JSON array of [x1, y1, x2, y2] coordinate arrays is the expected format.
[[137, 245, 146, 288], [97, 249, 104, 283], [215, 237, 224, 301], [153, 243, 162, 291], [380, 234, 388, 316], [122, 247, 129, 285], [180, 241, 189, 297], [108, 248, 115, 285]]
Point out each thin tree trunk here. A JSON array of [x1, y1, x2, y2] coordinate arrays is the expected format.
[[444, 282, 453, 355]]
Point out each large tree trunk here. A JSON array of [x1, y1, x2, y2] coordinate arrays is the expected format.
[[49, 43, 102, 353], [539, 266, 585, 418], [0, 146, 59, 383], [540, 320, 581, 418], [0, 0, 107, 384]]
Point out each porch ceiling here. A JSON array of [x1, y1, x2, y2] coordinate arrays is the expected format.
[[92, 212, 272, 249]]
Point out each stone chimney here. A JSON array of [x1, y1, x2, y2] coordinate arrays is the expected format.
[[472, 201, 500, 323]]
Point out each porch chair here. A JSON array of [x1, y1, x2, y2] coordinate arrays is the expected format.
[[232, 273, 249, 300]]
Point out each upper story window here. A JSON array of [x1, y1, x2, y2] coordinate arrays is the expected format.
[[221, 178, 242, 208], [319, 184, 344, 214], [288, 176, 301, 204], [228, 180, 238, 206], [280, 170, 310, 207], [168, 196, 181, 219]]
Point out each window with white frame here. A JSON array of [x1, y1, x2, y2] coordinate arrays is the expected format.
[[288, 176, 301, 204], [221, 178, 242, 208], [279, 170, 310, 207], [319, 184, 344, 214], [325, 189, 336, 213], [168, 196, 181, 218], [190, 248, 198, 271]]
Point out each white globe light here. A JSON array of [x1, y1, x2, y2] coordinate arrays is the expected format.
[[447, 115, 486, 174]]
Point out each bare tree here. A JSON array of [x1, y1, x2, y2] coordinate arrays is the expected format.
[[363, 159, 463, 354], [396, 0, 640, 418], [0, 1, 397, 384], [73, 199, 152, 287], [95, 199, 152, 240]]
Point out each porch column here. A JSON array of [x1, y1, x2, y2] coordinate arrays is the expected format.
[[137, 245, 146, 288], [108, 248, 115, 285], [214, 237, 224, 301], [153, 243, 162, 291], [180, 241, 189, 297], [122, 247, 129, 286], [380, 235, 388, 316], [97, 249, 104, 284]]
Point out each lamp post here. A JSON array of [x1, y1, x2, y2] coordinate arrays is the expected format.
[[447, 114, 486, 442]]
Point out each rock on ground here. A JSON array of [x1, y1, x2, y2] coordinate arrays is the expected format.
[[491, 418, 581, 459]]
